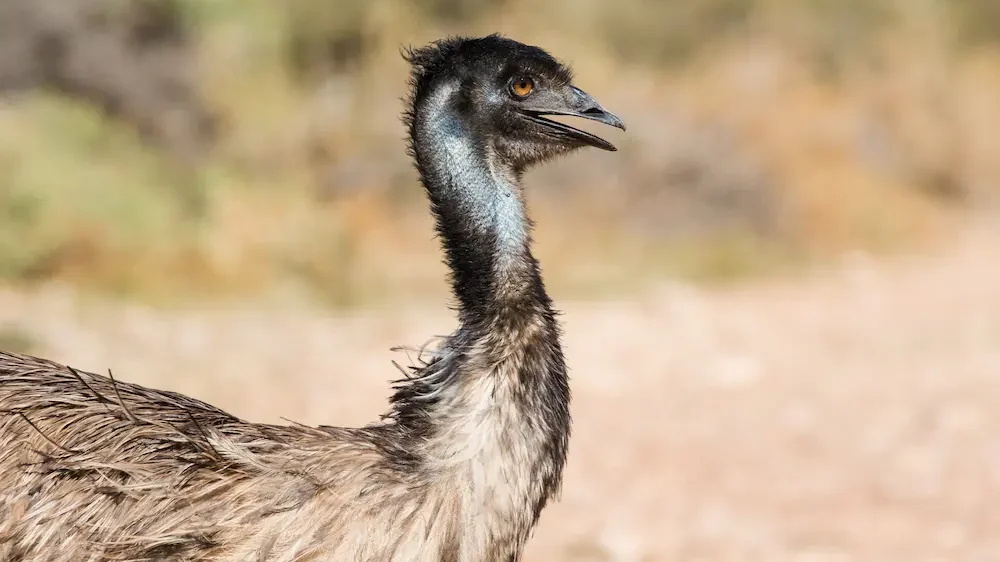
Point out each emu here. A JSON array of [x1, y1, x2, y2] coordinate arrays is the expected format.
[[0, 35, 624, 562]]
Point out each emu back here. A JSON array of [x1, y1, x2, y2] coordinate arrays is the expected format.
[[0, 350, 399, 561]]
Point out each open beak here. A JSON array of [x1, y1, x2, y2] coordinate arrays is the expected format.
[[521, 85, 626, 151]]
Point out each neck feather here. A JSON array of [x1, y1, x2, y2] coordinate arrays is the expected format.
[[410, 82, 549, 327], [386, 81, 571, 557]]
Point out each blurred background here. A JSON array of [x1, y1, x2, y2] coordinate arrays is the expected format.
[[1, 0, 999, 560]]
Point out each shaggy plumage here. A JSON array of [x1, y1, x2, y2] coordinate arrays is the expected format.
[[0, 34, 623, 562]]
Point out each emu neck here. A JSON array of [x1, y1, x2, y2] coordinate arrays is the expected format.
[[412, 83, 545, 328], [402, 82, 570, 557]]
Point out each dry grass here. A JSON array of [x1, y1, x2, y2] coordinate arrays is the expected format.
[[2, 217, 998, 561]]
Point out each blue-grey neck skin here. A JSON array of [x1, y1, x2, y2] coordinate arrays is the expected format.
[[411, 79, 546, 327]]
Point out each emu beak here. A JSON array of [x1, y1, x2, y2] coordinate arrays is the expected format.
[[521, 85, 626, 151]]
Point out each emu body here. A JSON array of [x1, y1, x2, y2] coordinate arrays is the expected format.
[[0, 35, 623, 562]]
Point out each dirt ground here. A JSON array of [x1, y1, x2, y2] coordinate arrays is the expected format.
[[1, 220, 999, 562]]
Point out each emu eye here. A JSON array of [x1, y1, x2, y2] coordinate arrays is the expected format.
[[510, 76, 534, 98]]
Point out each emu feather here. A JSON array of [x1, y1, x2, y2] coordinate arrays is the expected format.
[[0, 34, 623, 562]]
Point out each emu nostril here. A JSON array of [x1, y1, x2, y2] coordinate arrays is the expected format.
[[578, 105, 626, 131]]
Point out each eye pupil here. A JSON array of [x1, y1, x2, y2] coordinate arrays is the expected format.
[[512, 76, 533, 97]]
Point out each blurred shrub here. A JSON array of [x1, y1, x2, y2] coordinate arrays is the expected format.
[[598, 0, 754, 65], [282, 0, 506, 82], [766, 0, 894, 75], [594, 0, 897, 71], [951, 0, 1000, 47], [285, 0, 372, 80], [0, 0, 996, 302], [0, 95, 195, 287], [414, 0, 506, 22], [0, 0, 216, 162]]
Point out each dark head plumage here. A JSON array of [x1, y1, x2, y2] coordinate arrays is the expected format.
[[403, 34, 574, 104], [402, 34, 624, 172], [399, 35, 625, 319]]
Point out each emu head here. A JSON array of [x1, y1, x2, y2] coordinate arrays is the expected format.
[[404, 34, 625, 172]]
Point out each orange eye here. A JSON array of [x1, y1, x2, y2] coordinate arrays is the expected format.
[[510, 76, 534, 98]]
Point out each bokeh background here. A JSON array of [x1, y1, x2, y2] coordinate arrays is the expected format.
[[2, 0, 1000, 560]]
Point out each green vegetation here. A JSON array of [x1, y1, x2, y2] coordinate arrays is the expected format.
[[0, 0, 996, 305]]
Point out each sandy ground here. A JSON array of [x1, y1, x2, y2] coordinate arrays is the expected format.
[[2, 220, 999, 562]]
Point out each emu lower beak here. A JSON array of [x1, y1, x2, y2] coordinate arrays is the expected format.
[[522, 86, 626, 151]]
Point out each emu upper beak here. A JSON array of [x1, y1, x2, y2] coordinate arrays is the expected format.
[[520, 85, 626, 151]]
